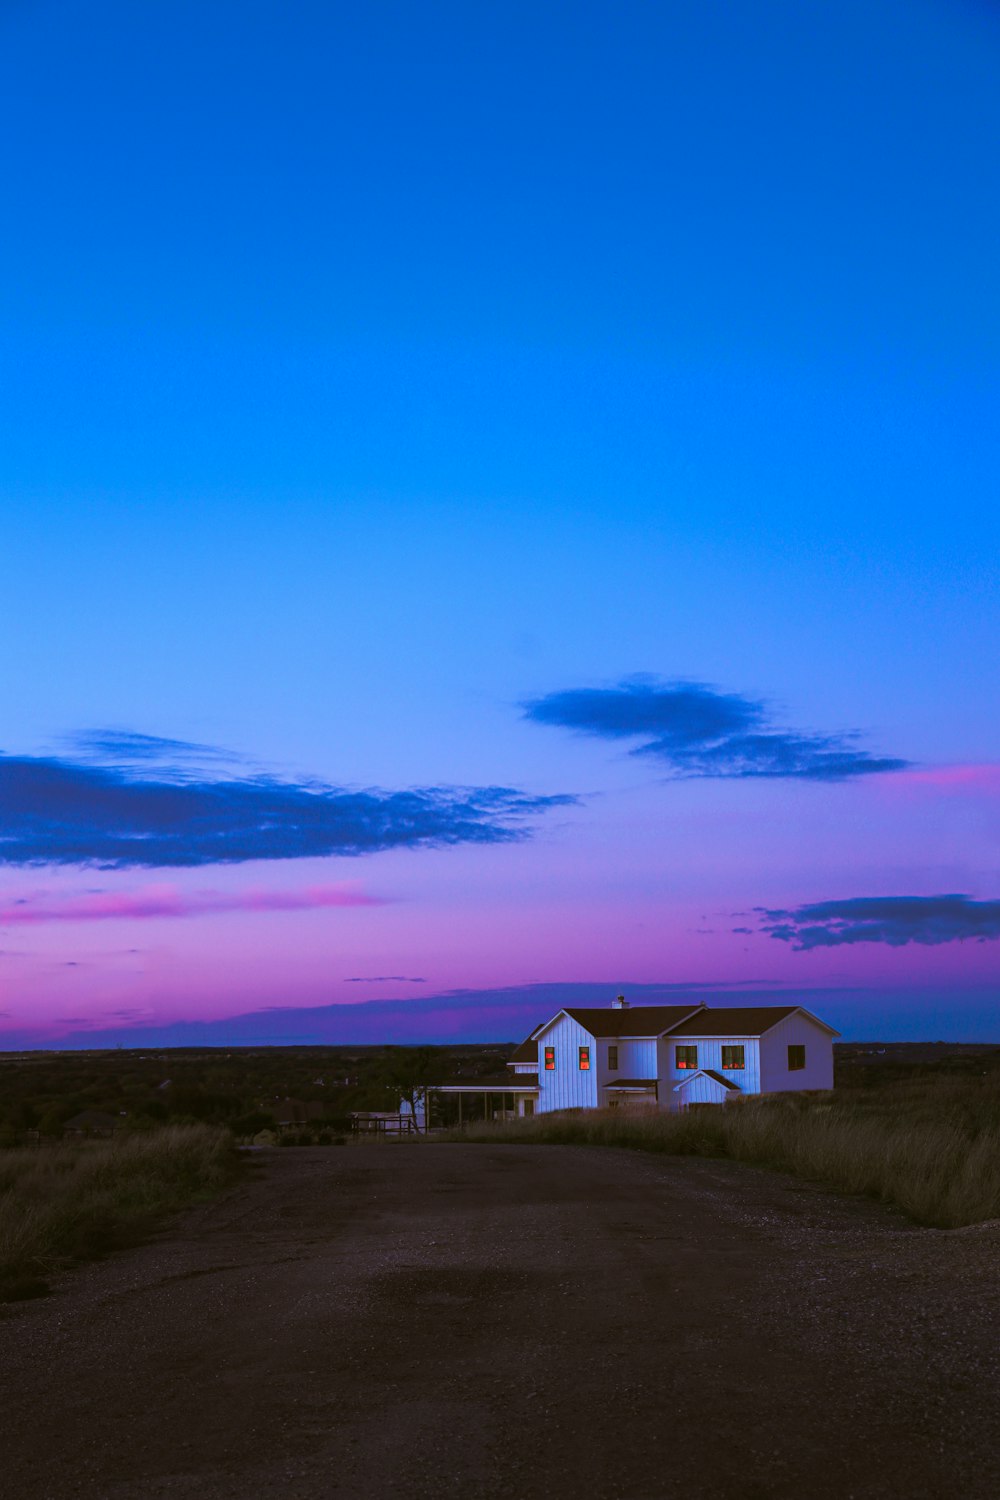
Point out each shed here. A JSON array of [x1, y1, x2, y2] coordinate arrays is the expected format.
[[63, 1110, 120, 1138]]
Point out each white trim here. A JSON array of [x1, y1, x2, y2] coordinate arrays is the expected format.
[[672, 1069, 739, 1094]]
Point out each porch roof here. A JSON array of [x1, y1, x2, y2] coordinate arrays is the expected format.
[[672, 1068, 740, 1093], [603, 1078, 657, 1090], [434, 1074, 538, 1093]]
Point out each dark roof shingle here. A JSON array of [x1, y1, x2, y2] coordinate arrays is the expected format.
[[701, 1069, 740, 1091], [561, 1005, 704, 1037], [670, 1006, 800, 1037]]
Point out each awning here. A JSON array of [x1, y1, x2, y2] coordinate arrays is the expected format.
[[433, 1075, 538, 1093]]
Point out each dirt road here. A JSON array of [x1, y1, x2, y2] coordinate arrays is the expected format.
[[2, 1143, 999, 1500]]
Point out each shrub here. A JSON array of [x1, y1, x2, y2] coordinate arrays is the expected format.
[[445, 1085, 1000, 1229], [0, 1125, 235, 1301]]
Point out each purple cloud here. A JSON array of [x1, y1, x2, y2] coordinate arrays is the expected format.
[[524, 678, 907, 781], [0, 884, 388, 925], [0, 734, 575, 868], [757, 895, 1000, 949]]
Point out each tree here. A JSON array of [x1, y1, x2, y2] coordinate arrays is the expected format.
[[377, 1047, 439, 1133], [38, 1108, 65, 1139], [230, 1111, 276, 1140]]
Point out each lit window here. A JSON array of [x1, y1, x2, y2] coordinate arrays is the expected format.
[[608, 1045, 618, 1070], [544, 1046, 556, 1071], [721, 1045, 745, 1070], [788, 1045, 805, 1071], [579, 1046, 590, 1070], [675, 1045, 698, 1070]]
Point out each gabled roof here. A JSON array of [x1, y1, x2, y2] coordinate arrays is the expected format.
[[558, 1004, 706, 1038], [673, 1068, 740, 1093], [671, 1005, 819, 1037], [509, 1038, 538, 1063]]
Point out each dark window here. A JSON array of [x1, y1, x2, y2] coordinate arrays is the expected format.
[[721, 1045, 745, 1071], [675, 1045, 698, 1070], [608, 1045, 619, 1070], [788, 1045, 806, 1071], [579, 1046, 590, 1071], [544, 1046, 555, 1071]]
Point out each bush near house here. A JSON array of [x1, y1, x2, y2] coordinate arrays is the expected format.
[[446, 1072, 1000, 1230], [0, 1125, 235, 1302]]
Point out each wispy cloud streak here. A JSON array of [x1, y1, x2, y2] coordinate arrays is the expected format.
[[0, 735, 575, 868], [524, 678, 907, 781], [880, 763, 1000, 794], [756, 895, 1000, 949], [344, 975, 426, 983], [0, 884, 388, 925]]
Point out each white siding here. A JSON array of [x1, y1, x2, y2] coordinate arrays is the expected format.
[[593, 1035, 659, 1106], [759, 1011, 834, 1093], [674, 1072, 731, 1107], [535, 1013, 600, 1112], [657, 1033, 761, 1108], [510, 1062, 537, 1074]]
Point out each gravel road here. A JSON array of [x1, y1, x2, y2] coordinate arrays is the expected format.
[[2, 1142, 999, 1500]]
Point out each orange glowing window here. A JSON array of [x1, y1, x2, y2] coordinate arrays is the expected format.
[[544, 1046, 556, 1071], [721, 1045, 745, 1070], [675, 1045, 698, 1071], [788, 1045, 806, 1071], [579, 1046, 590, 1070]]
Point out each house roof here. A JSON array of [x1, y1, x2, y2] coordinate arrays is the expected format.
[[64, 1110, 119, 1129], [673, 1069, 740, 1093], [702, 1068, 741, 1090], [509, 1038, 538, 1063], [670, 1005, 801, 1037], [603, 1078, 657, 1090], [436, 1073, 538, 1091], [559, 1004, 705, 1038]]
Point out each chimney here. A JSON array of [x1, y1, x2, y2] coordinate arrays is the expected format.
[[612, 994, 629, 1009]]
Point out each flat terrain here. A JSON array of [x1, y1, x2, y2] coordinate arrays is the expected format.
[[2, 1145, 999, 1500]]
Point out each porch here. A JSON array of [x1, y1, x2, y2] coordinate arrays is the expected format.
[[430, 1074, 539, 1126]]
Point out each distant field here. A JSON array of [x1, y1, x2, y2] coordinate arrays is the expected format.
[[0, 1125, 235, 1301], [448, 1069, 1000, 1229]]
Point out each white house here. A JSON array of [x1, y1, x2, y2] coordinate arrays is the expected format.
[[432, 995, 838, 1120]]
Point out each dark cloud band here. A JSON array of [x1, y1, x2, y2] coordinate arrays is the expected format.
[[524, 678, 907, 781], [756, 895, 1000, 949], [0, 739, 575, 869]]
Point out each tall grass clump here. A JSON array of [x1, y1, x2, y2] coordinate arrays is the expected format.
[[446, 1084, 1000, 1229], [0, 1125, 235, 1301]]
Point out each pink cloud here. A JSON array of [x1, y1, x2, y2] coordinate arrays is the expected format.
[[880, 764, 1000, 795], [0, 884, 389, 925]]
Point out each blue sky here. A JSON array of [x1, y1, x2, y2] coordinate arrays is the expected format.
[[1, 0, 998, 1044]]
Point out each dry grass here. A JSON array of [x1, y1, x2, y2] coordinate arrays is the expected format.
[[445, 1078, 1000, 1229], [0, 1125, 235, 1301]]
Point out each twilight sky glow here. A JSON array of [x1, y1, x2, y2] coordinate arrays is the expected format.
[[2, 0, 998, 1047]]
